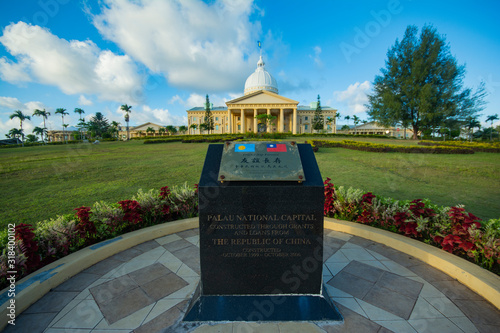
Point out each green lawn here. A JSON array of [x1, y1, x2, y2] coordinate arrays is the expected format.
[[1, 139, 499, 228]]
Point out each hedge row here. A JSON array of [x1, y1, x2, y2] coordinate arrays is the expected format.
[[0, 138, 118, 149], [419, 140, 500, 153], [143, 138, 183, 144], [312, 140, 475, 154], [294, 132, 396, 139]]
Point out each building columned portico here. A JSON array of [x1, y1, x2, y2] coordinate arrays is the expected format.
[[187, 56, 337, 134]]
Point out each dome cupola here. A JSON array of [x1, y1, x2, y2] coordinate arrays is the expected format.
[[244, 56, 278, 95]]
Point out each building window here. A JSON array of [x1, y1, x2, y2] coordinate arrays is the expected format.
[[305, 116, 308, 121], [216, 125, 219, 130], [238, 116, 241, 121], [238, 125, 241, 130], [193, 117, 197, 122], [215, 117, 219, 121], [305, 125, 308, 130]]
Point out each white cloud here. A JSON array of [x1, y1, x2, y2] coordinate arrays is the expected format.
[[0, 22, 143, 103], [92, 0, 261, 92], [0, 97, 48, 135], [78, 95, 93, 106], [310, 46, 323, 68], [0, 58, 31, 83], [334, 81, 371, 114]]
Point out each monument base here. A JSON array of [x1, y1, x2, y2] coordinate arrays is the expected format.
[[183, 284, 343, 322]]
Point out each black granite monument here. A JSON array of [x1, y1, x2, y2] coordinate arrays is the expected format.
[[184, 142, 342, 322]]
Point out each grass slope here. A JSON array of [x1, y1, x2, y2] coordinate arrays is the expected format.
[[1, 139, 498, 228]]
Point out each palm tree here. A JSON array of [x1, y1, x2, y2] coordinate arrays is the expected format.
[[146, 127, 155, 136], [32, 127, 47, 142], [465, 116, 481, 142], [74, 108, 85, 140], [158, 127, 166, 136], [55, 108, 69, 143], [120, 104, 132, 140], [189, 123, 198, 135], [9, 110, 31, 147], [325, 117, 334, 133], [33, 109, 50, 144], [137, 130, 143, 137], [110, 121, 120, 139], [486, 114, 499, 141], [344, 115, 350, 128], [178, 125, 188, 134], [8, 128, 23, 144], [165, 125, 177, 136], [352, 115, 360, 135]]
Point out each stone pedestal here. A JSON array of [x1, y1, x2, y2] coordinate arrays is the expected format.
[[184, 143, 342, 322]]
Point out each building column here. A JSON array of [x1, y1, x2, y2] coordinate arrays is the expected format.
[[279, 108, 284, 133], [227, 109, 232, 133], [241, 110, 245, 134], [292, 108, 297, 134], [267, 108, 271, 133], [254, 109, 258, 133]]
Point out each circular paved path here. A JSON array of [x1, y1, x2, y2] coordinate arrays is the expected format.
[[4, 228, 500, 333]]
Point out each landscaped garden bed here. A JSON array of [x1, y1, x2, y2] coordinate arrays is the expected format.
[[1, 179, 498, 290]]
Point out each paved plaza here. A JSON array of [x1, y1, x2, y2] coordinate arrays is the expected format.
[[4, 228, 500, 333]]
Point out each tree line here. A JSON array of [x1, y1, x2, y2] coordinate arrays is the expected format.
[[6, 104, 187, 146]]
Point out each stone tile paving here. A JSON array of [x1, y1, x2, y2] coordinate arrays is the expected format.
[[4, 228, 500, 333]]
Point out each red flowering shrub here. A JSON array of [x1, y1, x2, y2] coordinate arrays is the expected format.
[[15, 223, 40, 273], [119, 200, 143, 227], [433, 207, 481, 256], [75, 206, 97, 246], [324, 178, 336, 217]]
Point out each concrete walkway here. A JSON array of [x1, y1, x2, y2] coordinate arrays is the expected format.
[[4, 228, 500, 333]]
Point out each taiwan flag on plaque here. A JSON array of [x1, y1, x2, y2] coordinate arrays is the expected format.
[[235, 143, 255, 152], [267, 143, 287, 152]]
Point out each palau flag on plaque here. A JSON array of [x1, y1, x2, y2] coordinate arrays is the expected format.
[[267, 143, 287, 152], [235, 143, 255, 152]]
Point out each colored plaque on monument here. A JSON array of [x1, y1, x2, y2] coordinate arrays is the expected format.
[[218, 141, 305, 182]]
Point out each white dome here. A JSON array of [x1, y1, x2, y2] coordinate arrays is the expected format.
[[244, 56, 278, 95]]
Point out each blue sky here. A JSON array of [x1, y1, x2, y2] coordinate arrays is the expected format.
[[1, 0, 499, 137]]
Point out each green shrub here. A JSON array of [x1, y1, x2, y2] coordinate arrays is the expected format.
[[314, 139, 474, 154]]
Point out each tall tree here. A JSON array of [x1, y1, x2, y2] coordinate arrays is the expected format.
[[146, 127, 155, 136], [87, 112, 110, 138], [74, 108, 85, 141], [8, 128, 23, 144], [203, 95, 214, 134], [9, 110, 31, 147], [33, 109, 50, 143], [312, 95, 324, 132], [352, 115, 360, 135], [465, 116, 481, 142], [32, 126, 47, 142], [110, 121, 120, 139], [189, 123, 198, 135], [486, 114, 499, 141], [55, 108, 69, 143], [165, 125, 177, 135], [158, 127, 166, 136], [120, 104, 132, 140], [367, 25, 487, 140], [344, 115, 350, 127], [178, 125, 188, 134]]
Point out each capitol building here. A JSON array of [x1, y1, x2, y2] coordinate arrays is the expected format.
[[186, 56, 337, 134]]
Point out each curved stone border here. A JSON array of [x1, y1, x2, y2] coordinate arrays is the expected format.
[[0, 218, 198, 330], [2, 217, 499, 330], [325, 217, 500, 310]]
